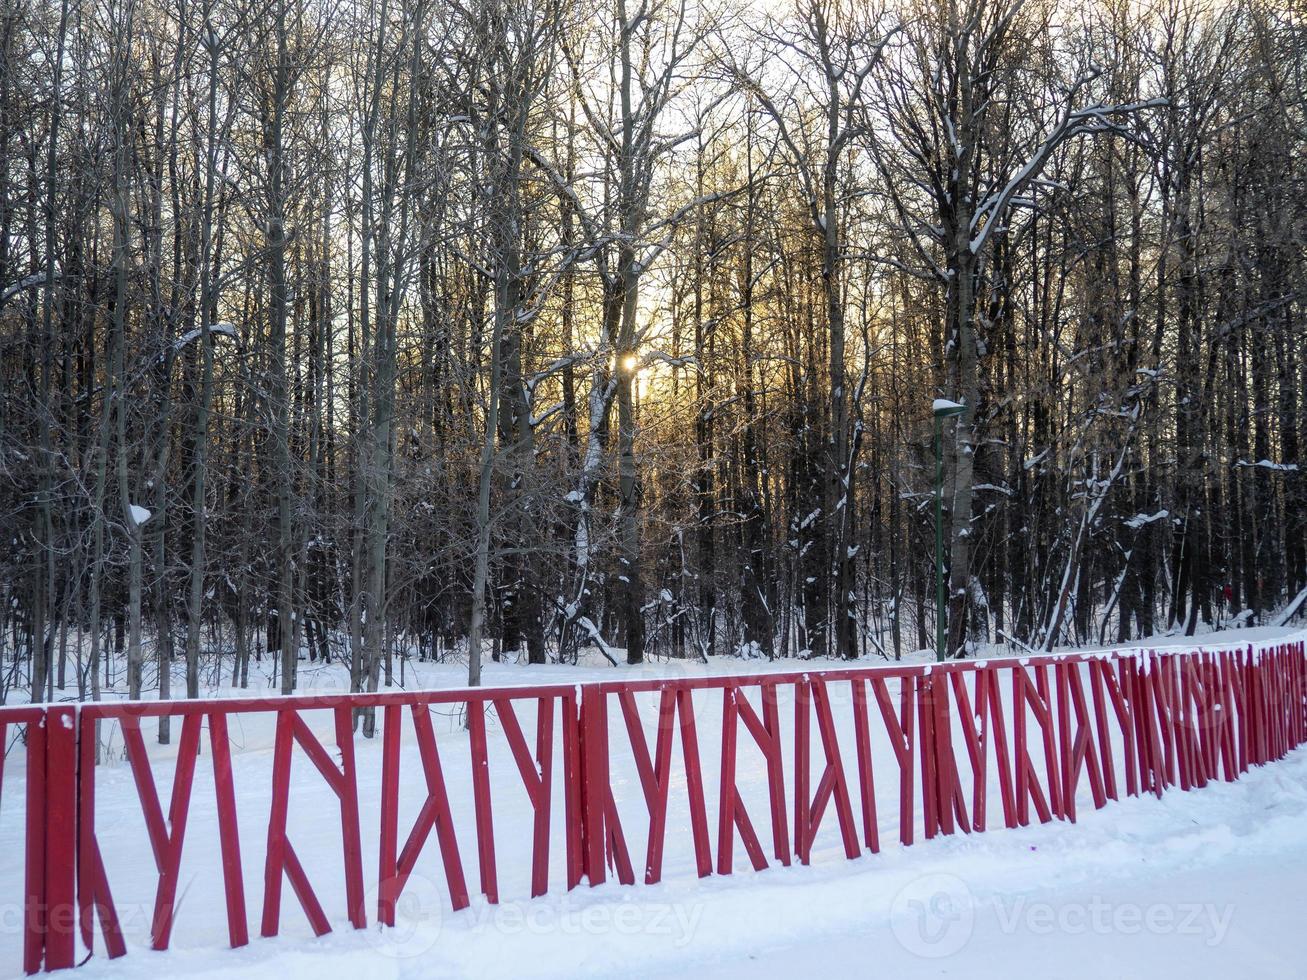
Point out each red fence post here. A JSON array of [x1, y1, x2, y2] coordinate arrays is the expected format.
[[675, 687, 714, 877], [562, 691, 584, 889], [207, 713, 248, 948], [580, 686, 607, 885], [18, 711, 47, 976], [44, 707, 77, 971]]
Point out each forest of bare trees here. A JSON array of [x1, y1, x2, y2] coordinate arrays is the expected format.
[[1, 0, 1304, 707]]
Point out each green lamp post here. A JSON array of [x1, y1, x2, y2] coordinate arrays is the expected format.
[[933, 399, 965, 662]]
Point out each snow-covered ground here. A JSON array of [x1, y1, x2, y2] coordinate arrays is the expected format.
[[67, 743, 1307, 979], [2, 624, 1305, 979]]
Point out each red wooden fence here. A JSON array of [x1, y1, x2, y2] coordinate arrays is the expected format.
[[1, 639, 1303, 973]]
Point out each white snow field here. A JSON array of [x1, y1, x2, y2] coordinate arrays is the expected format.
[[2, 624, 1305, 979]]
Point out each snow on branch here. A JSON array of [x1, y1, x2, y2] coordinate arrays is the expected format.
[[172, 321, 238, 354], [1, 274, 50, 305], [970, 96, 1167, 256], [1235, 459, 1299, 472]]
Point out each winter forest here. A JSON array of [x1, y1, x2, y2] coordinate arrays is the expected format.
[[1, 0, 1304, 709]]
